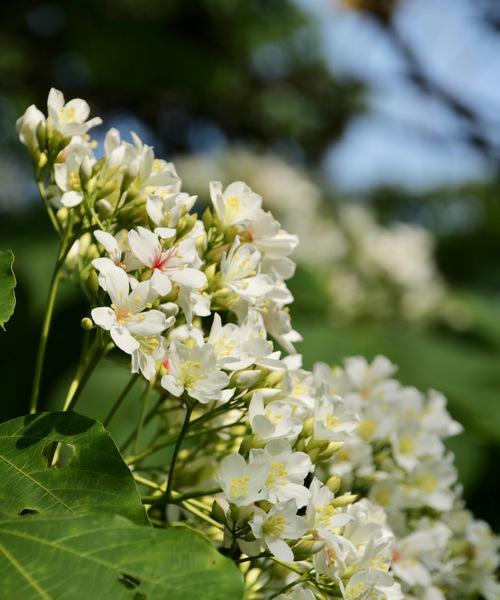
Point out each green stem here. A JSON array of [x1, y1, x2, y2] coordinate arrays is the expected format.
[[37, 180, 61, 235], [120, 393, 167, 454], [268, 572, 312, 600], [163, 402, 193, 512], [125, 405, 242, 464], [103, 374, 139, 428], [174, 488, 221, 503], [133, 382, 152, 454], [29, 225, 74, 414], [62, 338, 104, 412]]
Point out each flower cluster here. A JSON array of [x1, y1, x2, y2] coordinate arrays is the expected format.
[[17, 91, 497, 600], [314, 356, 499, 600]]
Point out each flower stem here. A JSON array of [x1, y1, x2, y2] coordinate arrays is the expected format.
[[103, 373, 139, 428], [62, 338, 104, 412], [163, 401, 193, 513], [37, 180, 61, 235], [132, 381, 152, 454], [29, 225, 74, 414]]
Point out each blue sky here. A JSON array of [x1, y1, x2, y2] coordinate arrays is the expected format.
[[295, 0, 500, 192]]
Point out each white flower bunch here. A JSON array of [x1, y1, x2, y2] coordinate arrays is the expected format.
[[314, 356, 499, 600], [17, 90, 497, 600]]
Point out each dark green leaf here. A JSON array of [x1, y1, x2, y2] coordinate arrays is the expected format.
[[0, 513, 244, 600], [0, 249, 16, 330], [0, 412, 148, 525]]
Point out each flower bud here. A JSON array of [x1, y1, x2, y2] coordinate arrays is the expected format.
[[293, 539, 325, 560], [158, 302, 179, 317], [79, 155, 93, 186], [318, 442, 343, 461], [211, 500, 227, 525], [332, 493, 358, 508], [233, 369, 261, 388], [81, 317, 95, 330], [326, 475, 342, 494], [301, 417, 314, 439], [86, 270, 99, 295], [38, 152, 48, 169], [96, 199, 113, 218], [264, 370, 284, 387]]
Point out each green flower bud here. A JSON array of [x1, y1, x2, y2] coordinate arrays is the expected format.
[[326, 475, 342, 494], [332, 493, 358, 508], [81, 317, 95, 330], [211, 500, 227, 525]]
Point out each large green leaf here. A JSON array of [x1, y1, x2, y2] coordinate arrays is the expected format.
[[0, 412, 148, 525], [0, 249, 16, 330], [0, 513, 244, 600]]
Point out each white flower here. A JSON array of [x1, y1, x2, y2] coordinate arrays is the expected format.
[[249, 393, 302, 443], [313, 395, 358, 442], [128, 227, 206, 295], [401, 456, 457, 511], [391, 424, 444, 471], [16, 105, 45, 154], [128, 134, 179, 194], [160, 341, 233, 404], [246, 211, 298, 279], [275, 585, 316, 600], [54, 147, 95, 207], [217, 453, 268, 506], [421, 390, 463, 438], [262, 301, 302, 354], [131, 327, 175, 381], [391, 521, 451, 587], [343, 571, 402, 600], [207, 312, 283, 371], [306, 478, 352, 532], [249, 500, 308, 563], [146, 191, 197, 235], [91, 265, 166, 354], [210, 180, 262, 226], [177, 286, 211, 324], [92, 230, 141, 290], [220, 238, 274, 304], [250, 440, 311, 508], [47, 88, 102, 137]]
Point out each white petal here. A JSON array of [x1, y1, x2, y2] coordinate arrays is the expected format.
[[151, 270, 172, 296], [160, 374, 184, 397], [155, 227, 176, 239], [127, 310, 166, 336], [110, 324, 139, 354], [128, 228, 158, 267], [94, 230, 120, 257], [91, 307, 115, 330], [104, 265, 130, 307], [266, 537, 293, 563], [170, 268, 207, 289], [61, 190, 84, 207]]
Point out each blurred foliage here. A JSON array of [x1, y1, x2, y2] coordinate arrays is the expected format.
[[1, 0, 361, 162]]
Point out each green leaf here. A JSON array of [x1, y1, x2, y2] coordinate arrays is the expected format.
[[0, 249, 16, 330], [0, 412, 148, 525], [0, 513, 244, 600]]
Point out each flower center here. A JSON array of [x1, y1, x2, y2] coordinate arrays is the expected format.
[[262, 514, 286, 537], [224, 195, 241, 221], [180, 360, 202, 388], [265, 462, 288, 488], [59, 106, 77, 124], [229, 476, 250, 499]]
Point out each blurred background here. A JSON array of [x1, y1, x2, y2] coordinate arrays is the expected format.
[[1, 0, 500, 530]]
